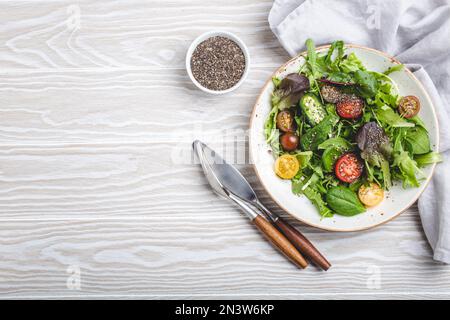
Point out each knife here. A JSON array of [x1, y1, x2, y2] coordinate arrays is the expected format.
[[193, 140, 308, 269], [193, 140, 331, 271]]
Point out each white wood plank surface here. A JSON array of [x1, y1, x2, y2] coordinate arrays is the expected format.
[[0, 0, 448, 299]]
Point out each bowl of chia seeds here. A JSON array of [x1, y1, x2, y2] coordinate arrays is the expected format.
[[186, 31, 250, 94]]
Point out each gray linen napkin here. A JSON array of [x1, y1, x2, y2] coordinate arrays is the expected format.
[[269, 0, 450, 263]]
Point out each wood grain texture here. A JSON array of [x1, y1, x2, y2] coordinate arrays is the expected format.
[[252, 215, 308, 269], [0, 0, 449, 299]]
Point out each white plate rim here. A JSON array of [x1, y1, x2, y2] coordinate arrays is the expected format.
[[249, 44, 440, 232]]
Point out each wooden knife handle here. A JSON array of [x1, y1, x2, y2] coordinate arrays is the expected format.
[[274, 217, 331, 271], [253, 215, 308, 269]]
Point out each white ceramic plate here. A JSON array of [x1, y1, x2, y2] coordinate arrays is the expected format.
[[249, 45, 439, 232]]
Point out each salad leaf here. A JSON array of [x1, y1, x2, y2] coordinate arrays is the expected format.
[[306, 38, 320, 79], [356, 122, 393, 188], [393, 150, 423, 188], [318, 137, 352, 150], [340, 52, 366, 73], [264, 107, 280, 156], [319, 137, 352, 172], [271, 73, 310, 109], [300, 115, 337, 151], [326, 186, 366, 216], [325, 40, 344, 66], [294, 151, 313, 168], [322, 147, 342, 172], [404, 126, 431, 155], [409, 116, 427, 128], [354, 70, 379, 98], [272, 76, 282, 87], [369, 81, 399, 108], [304, 187, 334, 218], [376, 105, 415, 128], [292, 177, 333, 218], [384, 64, 404, 75], [415, 152, 443, 167]]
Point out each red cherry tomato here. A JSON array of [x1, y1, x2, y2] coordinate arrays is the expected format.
[[336, 98, 364, 119], [335, 153, 363, 183], [280, 132, 299, 151], [398, 95, 420, 118]]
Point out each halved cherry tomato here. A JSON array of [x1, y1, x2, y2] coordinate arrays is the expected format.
[[358, 183, 384, 207], [336, 98, 364, 119], [335, 153, 363, 183], [398, 95, 420, 118], [280, 132, 299, 151], [276, 110, 296, 132], [274, 154, 300, 179]]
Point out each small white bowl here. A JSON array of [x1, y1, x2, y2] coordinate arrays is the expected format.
[[186, 31, 250, 95]]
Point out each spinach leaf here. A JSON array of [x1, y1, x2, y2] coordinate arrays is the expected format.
[[322, 147, 342, 172], [326, 186, 366, 216], [319, 137, 352, 172], [318, 137, 352, 150]]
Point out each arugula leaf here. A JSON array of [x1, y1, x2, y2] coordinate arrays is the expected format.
[[306, 38, 320, 79], [376, 105, 415, 128], [339, 52, 366, 73], [384, 64, 404, 75], [354, 70, 379, 98], [292, 177, 333, 218]]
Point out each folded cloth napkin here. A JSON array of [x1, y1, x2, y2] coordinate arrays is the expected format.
[[269, 0, 450, 263]]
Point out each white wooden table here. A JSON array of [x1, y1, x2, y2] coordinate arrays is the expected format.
[[0, 0, 449, 300]]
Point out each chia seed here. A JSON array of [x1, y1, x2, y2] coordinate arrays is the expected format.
[[190, 36, 246, 91]]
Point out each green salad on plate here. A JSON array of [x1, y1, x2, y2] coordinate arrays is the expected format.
[[265, 39, 442, 218]]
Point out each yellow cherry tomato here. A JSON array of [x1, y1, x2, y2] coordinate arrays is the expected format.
[[274, 154, 300, 180], [358, 182, 384, 207]]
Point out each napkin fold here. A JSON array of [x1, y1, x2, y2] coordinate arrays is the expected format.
[[269, 0, 450, 263]]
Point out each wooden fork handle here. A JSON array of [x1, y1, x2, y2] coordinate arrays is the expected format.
[[253, 215, 308, 269], [274, 217, 331, 271]]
